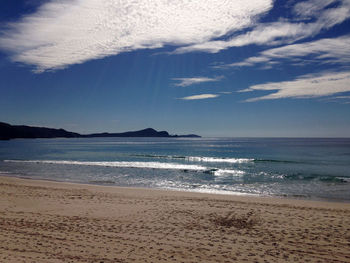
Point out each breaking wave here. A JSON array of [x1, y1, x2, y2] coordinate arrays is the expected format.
[[186, 156, 253, 163], [3, 159, 246, 177], [212, 169, 245, 177], [132, 154, 254, 163], [4, 160, 207, 171]]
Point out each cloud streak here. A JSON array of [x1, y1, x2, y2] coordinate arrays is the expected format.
[[172, 76, 223, 87], [179, 94, 219, 100], [240, 71, 350, 102], [225, 35, 350, 68], [0, 0, 272, 72], [173, 0, 350, 54]]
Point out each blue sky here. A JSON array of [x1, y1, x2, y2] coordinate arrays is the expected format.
[[0, 0, 350, 137]]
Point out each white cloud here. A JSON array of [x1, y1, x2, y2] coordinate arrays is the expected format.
[[172, 76, 223, 87], [179, 94, 219, 100], [332, 95, 350, 99], [240, 71, 350, 102], [321, 95, 350, 104], [293, 0, 335, 19], [174, 22, 314, 54], [173, 0, 350, 54], [0, 0, 272, 72], [225, 35, 350, 68]]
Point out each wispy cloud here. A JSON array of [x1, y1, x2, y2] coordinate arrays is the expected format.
[[332, 95, 350, 99], [0, 0, 272, 72], [224, 35, 350, 68], [173, 0, 350, 54], [174, 22, 313, 54], [172, 76, 223, 87], [321, 95, 350, 104], [240, 71, 350, 102], [179, 94, 220, 100]]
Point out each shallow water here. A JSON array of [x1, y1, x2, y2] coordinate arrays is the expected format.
[[1, 137, 350, 201]]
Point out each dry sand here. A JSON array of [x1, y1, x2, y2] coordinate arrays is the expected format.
[[0, 175, 350, 263]]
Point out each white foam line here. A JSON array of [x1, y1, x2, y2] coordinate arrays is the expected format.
[[186, 156, 253, 163], [4, 160, 207, 171], [213, 169, 245, 177], [162, 186, 257, 196]]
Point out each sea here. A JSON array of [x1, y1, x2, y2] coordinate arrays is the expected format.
[[0, 137, 350, 202]]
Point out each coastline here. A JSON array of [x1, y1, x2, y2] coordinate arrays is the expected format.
[[2, 171, 350, 204], [1, 174, 350, 262]]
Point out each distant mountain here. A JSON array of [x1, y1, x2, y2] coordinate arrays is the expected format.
[[0, 122, 80, 140], [85, 128, 171, 138], [0, 122, 200, 140]]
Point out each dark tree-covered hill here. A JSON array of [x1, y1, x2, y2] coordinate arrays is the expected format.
[[0, 122, 200, 140]]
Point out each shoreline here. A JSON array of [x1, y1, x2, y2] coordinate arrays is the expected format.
[[1, 175, 350, 262], [2, 172, 350, 205]]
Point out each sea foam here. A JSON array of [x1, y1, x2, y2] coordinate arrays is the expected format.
[[133, 154, 254, 163], [186, 156, 253, 163], [213, 169, 245, 177], [4, 160, 207, 171]]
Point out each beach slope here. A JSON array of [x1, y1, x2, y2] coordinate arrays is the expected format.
[[0, 175, 349, 262]]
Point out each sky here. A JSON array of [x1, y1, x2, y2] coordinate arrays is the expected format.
[[0, 0, 350, 137]]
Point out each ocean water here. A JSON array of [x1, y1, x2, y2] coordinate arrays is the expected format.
[[0, 137, 350, 202]]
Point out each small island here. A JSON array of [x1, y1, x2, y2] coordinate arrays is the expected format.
[[0, 122, 201, 140]]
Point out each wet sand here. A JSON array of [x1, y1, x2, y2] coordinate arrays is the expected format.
[[0, 175, 350, 262]]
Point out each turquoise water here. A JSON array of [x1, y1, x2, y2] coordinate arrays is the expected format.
[[0, 137, 350, 201]]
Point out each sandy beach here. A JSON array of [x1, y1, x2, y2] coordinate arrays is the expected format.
[[0, 175, 350, 263]]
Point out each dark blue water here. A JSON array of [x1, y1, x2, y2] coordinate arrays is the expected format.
[[0, 137, 349, 201]]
